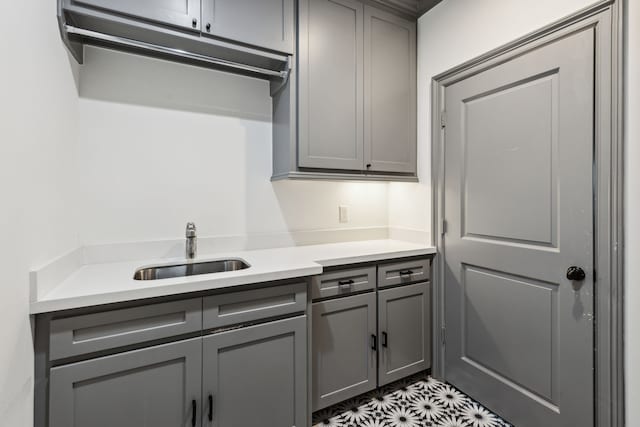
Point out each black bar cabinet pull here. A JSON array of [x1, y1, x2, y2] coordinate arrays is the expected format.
[[338, 279, 355, 286], [371, 334, 377, 351], [192, 400, 197, 427], [208, 394, 213, 422], [399, 270, 414, 276], [382, 331, 388, 347]]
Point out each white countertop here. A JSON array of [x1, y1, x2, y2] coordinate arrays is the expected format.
[[31, 240, 435, 314]]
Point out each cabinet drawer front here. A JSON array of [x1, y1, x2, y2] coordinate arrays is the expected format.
[[50, 299, 202, 361], [377, 258, 431, 288], [203, 282, 306, 329], [311, 266, 376, 300]]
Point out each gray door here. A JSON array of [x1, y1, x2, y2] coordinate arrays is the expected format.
[[363, 6, 416, 174], [71, 0, 201, 31], [201, 0, 294, 53], [202, 316, 307, 427], [49, 338, 202, 427], [443, 27, 595, 427], [298, 0, 364, 171], [378, 282, 430, 385], [312, 292, 377, 411]]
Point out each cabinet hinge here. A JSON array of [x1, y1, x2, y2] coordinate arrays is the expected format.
[[441, 327, 446, 345], [440, 111, 447, 128]]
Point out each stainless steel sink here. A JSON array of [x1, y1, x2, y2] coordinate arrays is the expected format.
[[133, 259, 250, 280]]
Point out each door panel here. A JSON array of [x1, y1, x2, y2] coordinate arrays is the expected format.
[[201, 0, 294, 53], [72, 0, 200, 31], [463, 75, 557, 245], [312, 293, 377, 410], [49, 338, 202, 427], [298, 0, 364, 170], [202, 316, 306, 427], [443, 27, 595, 427], [378, 282, 430, 385], [364, 6, 416, 173]]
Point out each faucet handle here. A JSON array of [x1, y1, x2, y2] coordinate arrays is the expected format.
[[186, 222, 197, 237]]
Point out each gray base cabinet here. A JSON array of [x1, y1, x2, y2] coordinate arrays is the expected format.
[[311, 258, 432, 413], [49, 337, 203, 427], [378, 282, 430, 385], [312, 293, 377, 410], [203, 316, 307, 427], [41, 281, 309, 427]]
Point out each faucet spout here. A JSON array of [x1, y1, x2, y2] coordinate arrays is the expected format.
[[185, 222, 197, 259]]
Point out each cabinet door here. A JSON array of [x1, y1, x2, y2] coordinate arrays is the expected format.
[[70, 0, 201, 31], [364, 6, 417, 173], [49, 338, 202, 427], [201, 0, 294, 53], [378, 282, 430, 385], [202, 316, 307, 427], [298, 0, 365, 171], [312, 293, 377, 411]]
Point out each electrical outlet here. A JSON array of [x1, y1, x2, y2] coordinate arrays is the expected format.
[[339, 205, 349, 223]]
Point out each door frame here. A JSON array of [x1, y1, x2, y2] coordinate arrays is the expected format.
[[430, 1, 625, 426]]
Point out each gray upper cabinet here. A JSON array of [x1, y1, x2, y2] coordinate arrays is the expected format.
[[312, 292, 377, 411], [298, 0, 365, 170], [202, 316, 307, 427], [273, 0, 417, 180], [201, 0, 295, 53], [69, 0, 202, 31], [378, 282, 430, 385], [49, 338, 203, 427], [364, 6, 417, 173]]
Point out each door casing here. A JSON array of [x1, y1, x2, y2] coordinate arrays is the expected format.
[[430, 1, 624, 426]]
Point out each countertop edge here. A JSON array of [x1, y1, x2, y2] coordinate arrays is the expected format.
[[30, 242, 436, 315], [30, 265, 323, 314]]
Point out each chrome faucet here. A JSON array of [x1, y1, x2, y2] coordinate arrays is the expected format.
[[185, 222, 197, 259]]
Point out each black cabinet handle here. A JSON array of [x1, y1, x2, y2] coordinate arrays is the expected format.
[[399, 270, 414, 276], [208, 394, 213, 422], [371, 334, 377, 351], [338, 279, 354, 286], [192, 400, 197, 427], [382, 332, 388, 348]]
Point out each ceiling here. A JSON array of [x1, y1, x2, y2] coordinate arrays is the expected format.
[[373, 0, 443, 18]]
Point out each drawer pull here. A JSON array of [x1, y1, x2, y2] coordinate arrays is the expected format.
[[382, 331, 388, 348], [399, 270, 414, 276], [371, 334, 377, 351], [338, 279, 355, 287]]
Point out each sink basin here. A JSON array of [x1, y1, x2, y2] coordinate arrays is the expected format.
[[133, 259, 250, 280]]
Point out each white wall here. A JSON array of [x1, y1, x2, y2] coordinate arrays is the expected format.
[[624, 0, 639, 424], [0, 1, 79, 425], [409, 0, 639, 424], [74, 47, 389, 246]]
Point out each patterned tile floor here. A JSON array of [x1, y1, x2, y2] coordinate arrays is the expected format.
[[312, 374, 513, 427]]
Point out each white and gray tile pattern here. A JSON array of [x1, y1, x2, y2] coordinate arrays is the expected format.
[[312, 375, 513, 427]]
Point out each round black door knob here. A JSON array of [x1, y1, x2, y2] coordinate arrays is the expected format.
[[566, 266, 586, 281]]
